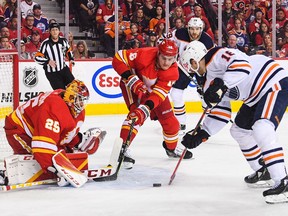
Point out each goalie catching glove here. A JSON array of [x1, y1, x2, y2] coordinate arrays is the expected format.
[[204, 78, 228, 108], [126, 74, 148, 97], [181, 127, 210, 149], [77, 128, 107, 154], [128, 104, 150, 126]]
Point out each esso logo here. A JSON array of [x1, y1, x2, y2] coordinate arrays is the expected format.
[[92, 65, 122, 98]]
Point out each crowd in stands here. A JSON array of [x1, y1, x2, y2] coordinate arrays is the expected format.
[[1, 0, 288, 58]]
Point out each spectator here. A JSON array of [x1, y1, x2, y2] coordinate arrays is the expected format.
[[3, 0, 17, 19], [149, 5, 165, 32], [16, 39, 30, 59], [124, 23, 145, 49], [228, 18, 249, 52], [0, 26, 15, 48], [130, 8, 149, 35], [262, 40, 279, 57], [0, 36, 13, 49], [73, 40, 94, 59], [95, 0, 114, 37], [25, 29, 41, 59], [277, 20, 288, 49], [142, 0, 156, 20], [33, 4, 49, 33], [248, 8, 269, 45], [227, 10, 246, 32], [155, 19, 166, 44], [145, 31, 158, 47], [222, 0, 237, 28], [121, 0, 138, 21], [20, 0, 36, 19], [275, 8, 288, 33], [183, 0, 205, 23], [277, 42, 288, 58], [255, 33, 272, 54], [21, 14, 42, 43], [79, 0, 99, 33], [102, 9, 131, 57], [171, 17, 185, 33], [7, 15, 17, 42], [254, 21, 270, 46], [226, 34, 238, 49], [169, 6, 185, 29], [267, 0, 288, 21], [68, 31, 77, 51]]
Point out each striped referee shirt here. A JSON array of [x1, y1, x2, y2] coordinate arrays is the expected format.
[[34, 36, 74, 72]]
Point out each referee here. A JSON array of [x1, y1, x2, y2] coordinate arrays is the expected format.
[[35, 22, 75, 90]]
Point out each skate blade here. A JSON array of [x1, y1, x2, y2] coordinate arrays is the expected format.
[[246, 180, 274, 188], [265, 192, 288, 204]]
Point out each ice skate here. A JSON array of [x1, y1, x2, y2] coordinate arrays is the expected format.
[[244, 161, 274, 188], [263, 176, 288, 204], [163, 142, 193, 159], [123, 149, 135, 170], [179, 124, 186, 136]]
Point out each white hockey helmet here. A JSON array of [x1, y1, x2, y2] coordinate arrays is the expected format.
[[179, 41, 207, 76], [187, 17, 204, 30]]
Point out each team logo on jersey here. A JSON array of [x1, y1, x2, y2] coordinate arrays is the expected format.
[[92, 65, 122, 98], [23, 67, 38, 87]]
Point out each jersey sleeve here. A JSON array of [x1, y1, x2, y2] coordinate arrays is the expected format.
[[147, 64, 179, 109], [222, 51, 252, 89], [202, 101, 232, 136], [34, 39, 49, 65], [112, 49, 141, 76]]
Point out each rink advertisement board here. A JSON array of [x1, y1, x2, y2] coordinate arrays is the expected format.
[[8, 59, 288, 115]]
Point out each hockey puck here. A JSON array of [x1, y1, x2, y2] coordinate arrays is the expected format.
[[153, 183, 162, 187]]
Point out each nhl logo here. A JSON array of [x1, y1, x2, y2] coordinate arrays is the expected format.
[[23, 67, 38, 87]]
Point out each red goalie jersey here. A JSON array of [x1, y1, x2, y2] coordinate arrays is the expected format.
[[4, 90, 84, 171], [112, 47, 179, 108]]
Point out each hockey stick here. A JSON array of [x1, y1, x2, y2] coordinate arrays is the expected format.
[[168, 106, 209, 185], [0, 179, 57, 191], [93, 119, 136, 182]]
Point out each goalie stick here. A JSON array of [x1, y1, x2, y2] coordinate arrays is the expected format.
[[168, 107, 209, 185]]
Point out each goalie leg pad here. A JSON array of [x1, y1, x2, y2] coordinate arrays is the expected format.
[[52, 150, 87, 188]]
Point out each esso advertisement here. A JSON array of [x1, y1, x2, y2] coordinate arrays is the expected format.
[[92, 65, 122, 99]]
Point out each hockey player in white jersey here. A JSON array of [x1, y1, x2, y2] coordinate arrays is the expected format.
[[171, 17, 215, 134], [180, 41, 288, 204]]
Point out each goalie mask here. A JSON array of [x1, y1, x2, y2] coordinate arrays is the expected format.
[[179, 41, 207, 76], [64, 80, 90, 117]]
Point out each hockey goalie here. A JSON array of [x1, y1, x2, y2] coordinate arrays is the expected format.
[[0, 80, 107, 188]]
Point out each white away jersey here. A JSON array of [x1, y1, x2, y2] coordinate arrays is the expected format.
[[202, 47, 287, 135]]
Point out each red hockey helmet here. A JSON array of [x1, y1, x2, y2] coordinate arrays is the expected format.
[[158, 39, 178, 57]]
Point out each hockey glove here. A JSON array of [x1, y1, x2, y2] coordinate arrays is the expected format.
[[77, 128, 107, 155], [181, 127, 210, 149], [128, 104, 150, 126], [204, 78, 228, 108], [126, 74, 148, 96]]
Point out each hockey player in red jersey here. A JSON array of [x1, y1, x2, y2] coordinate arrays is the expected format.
[[1, 80, 106, 187], [180, 41, 288, 204], [112, 39, 193, 169]]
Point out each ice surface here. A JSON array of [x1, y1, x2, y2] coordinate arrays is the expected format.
[[1, 114, 288, 216]]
